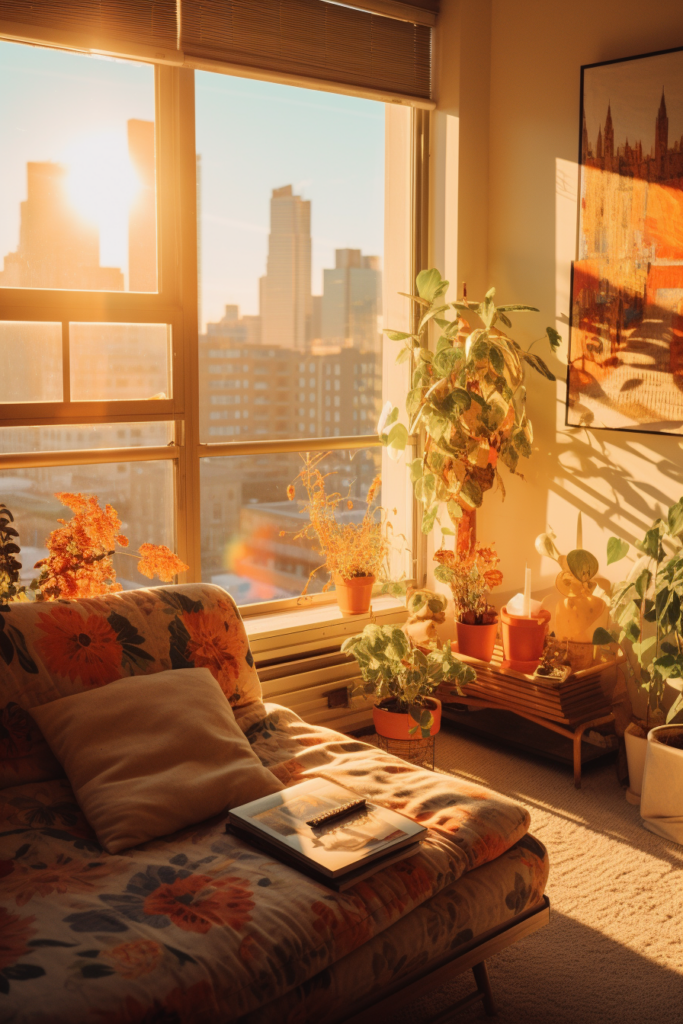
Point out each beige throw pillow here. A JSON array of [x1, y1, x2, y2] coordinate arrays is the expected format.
[[31, 668, 283, 854]]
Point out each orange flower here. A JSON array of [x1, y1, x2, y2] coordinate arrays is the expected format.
[[102, 939, 162, 979], [5, 857, 127, 907], [310, 895, 372, 957], [0, 907, 35, 971], [182, 608, 249, 692], [143, 874, 254, 934], [137, 543, 188, 582], [286, 484, 296, 501], [34, 606, 122, 686]]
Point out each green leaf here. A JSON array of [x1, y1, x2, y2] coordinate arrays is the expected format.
[[606, 537, 629, 565], [522, 351, 556, 381], [488, 345, 505, 375], [421, 505, 439, 534], [668, 499, 683, 537], [496, 304, 540, 313], [406, 386, 423, 417], [384, 330, 413, 341], [434, 564, 456, 585], [546, 327, 562, 351], [498, 312, 512, 328], [416, 269, 449, 303], [566, 549, 599, 583], [432, 345, 462, 377], [395, 347, 412, 365], [592, 627, 617, 646], [408, 458, 423, 483], [634, 568, 652, 599], [635, 527, 660, 560], [386, 422, 409, 451], [460, 477, 484, 509], [446, 500, 462, 521], [666, 693, 683, 723], [418, 348, 433, 363]]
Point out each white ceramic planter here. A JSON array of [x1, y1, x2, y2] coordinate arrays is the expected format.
[[640, 726, 683, 845], [624, 723, 648, 804]]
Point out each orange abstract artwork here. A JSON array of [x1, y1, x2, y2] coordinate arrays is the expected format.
[[568, 46, 683, 433]]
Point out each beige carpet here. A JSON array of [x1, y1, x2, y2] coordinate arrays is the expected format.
[[385, 726, 683, 1024]]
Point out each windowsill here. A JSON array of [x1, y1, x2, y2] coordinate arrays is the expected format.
[[244, 594, 406, 657]]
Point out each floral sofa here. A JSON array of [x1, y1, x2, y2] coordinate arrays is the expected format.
[[0, 584, 549, 1023]]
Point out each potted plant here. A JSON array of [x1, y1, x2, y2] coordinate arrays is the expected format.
[[341, 623, 476, 740], [378, 270, 560, 560], [287, 454, 388, 615], [0, 493, 187, 607], [593, 496, 683, 807], [432, 543, 502, 661]]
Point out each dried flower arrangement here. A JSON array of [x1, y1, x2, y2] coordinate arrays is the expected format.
[[287, 453, 387, 596], [433, 543, 503, 625], [0, 492, 188, 605]]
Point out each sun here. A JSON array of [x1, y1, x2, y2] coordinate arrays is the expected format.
[[61, 128, 142, 239]]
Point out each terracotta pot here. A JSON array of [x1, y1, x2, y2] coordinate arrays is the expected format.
[[624, 722, 648, 805], [456, 619, 498, 662], [333, 574, 375, 615], [373, 697, 441, 740], [500, 605, 551, 664]]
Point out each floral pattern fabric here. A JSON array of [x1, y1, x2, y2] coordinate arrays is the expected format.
[[0, 585, 261, 789], [0, 703, 546, 1024], [0, 584, 548, 1023]]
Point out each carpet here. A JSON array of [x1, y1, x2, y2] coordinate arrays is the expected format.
[[387, 724, 683, 1024]]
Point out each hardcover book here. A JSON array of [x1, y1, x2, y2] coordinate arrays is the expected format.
[[228, 778, 426, 891]]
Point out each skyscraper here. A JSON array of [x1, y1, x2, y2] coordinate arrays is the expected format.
[[127, 119, 157, 292], [655, 91, 669, 181], [0, 162, 123, 290], [321, 249, 382, 352], [260, 185, 311, 350]]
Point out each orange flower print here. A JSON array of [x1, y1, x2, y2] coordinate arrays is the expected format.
[[143, 874, 254, 934], [34, 606, 122, 686], [0, 907, 36, 971], [102, 939, 162, 979], [310, 896, 371, 957], [182, 609, 249, 694], [5, 856, 127, 907]]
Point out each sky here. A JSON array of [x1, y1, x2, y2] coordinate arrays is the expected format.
[[0, 40, 385, 321], [584, 49, 683, 157]]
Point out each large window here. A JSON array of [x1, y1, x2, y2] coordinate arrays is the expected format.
[[0, 37, 420, 611]]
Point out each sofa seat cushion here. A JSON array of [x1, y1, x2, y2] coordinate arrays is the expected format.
[[0, 584, 261, 790], [0, 704, 536, 1023], [30, 668, 284, 854]]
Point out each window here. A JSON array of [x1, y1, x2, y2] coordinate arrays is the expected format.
[[1, 33, 423, 612]]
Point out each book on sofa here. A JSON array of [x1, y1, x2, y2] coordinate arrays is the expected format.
[[228, 778, 427, 891]]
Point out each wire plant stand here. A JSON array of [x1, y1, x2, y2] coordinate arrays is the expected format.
[[375, 733, 436, 770]]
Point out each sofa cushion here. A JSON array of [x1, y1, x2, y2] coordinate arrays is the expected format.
[[0, 584, 262, 790], [30, 667, 282, 853]]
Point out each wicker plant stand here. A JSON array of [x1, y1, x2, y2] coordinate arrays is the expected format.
[[375, 733, 436, 770], [438, 644, 622, 787]]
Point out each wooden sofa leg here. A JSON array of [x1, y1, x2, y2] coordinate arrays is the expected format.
[[472, 961, 497, 1016]]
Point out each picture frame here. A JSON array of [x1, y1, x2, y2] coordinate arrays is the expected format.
[[566, 45, 683, 435]]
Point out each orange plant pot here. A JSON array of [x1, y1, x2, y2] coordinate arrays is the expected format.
[[333, 574, 375, 615], [373, 697, 442, 740], [500, 605, 551, 664], [456, 620, 498, 662]]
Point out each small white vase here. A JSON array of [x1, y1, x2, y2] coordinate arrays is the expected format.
[[624, 723, 648, 804]]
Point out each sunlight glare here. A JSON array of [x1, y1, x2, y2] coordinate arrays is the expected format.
[[62, 130, 141, 271]]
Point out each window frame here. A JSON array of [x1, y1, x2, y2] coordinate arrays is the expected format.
[[0, 51, 428, 616]]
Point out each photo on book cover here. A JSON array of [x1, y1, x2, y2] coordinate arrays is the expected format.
[[252, 793, 407, 853]]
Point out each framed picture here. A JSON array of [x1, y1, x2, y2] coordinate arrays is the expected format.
[[567, 46, 683, 434]]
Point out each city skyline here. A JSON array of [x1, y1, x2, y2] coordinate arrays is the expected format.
[[0, 41, 384, 316]]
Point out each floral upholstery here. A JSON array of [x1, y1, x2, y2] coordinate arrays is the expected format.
[[0, 587, 548, 1023], [0, 585, 261, 790]]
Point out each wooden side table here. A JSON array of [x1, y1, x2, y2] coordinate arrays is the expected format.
[[438, 644, 622, 788]]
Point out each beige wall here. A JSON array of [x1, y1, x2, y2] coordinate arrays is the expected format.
[[431, 0, 683, 616]]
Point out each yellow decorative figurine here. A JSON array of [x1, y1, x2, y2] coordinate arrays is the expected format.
[[535, 515, 609, 656]]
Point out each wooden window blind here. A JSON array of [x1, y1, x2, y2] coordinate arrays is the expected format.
[[0, 0, 178, 54], [331, 1, 439, 28], [182, 0, 432, 100]]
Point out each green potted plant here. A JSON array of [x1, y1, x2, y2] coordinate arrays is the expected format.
[[378, 270, 560, 558], [593, 497, 683, 809], [432, 543, 503, 661], [341, 623, 475, 740]]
